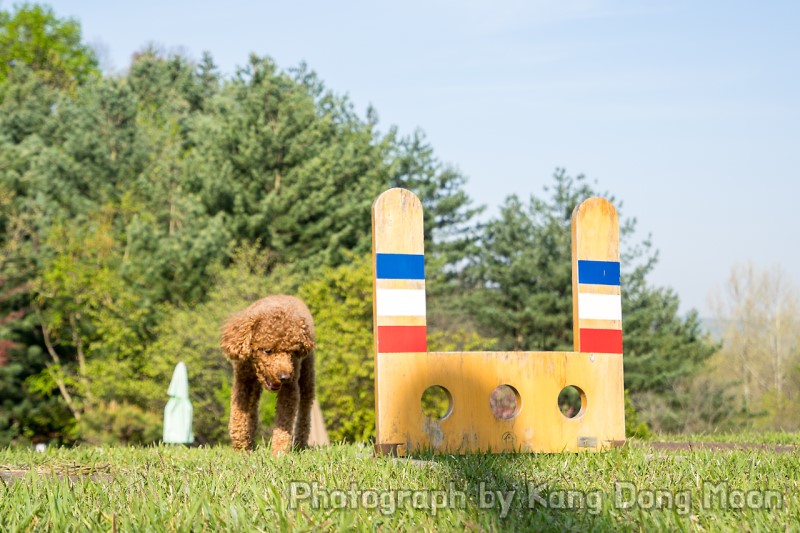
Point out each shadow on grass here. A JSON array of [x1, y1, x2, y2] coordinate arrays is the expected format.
[[404, 447, 623, 532]]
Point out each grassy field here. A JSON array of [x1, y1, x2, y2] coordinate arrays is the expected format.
[[1, 434, 799, 532]]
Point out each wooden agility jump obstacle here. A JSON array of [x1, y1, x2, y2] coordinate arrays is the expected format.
[[372, 188, 625, 455]]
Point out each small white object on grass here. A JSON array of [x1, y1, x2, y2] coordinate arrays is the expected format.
[[163, 361, 194, 444]]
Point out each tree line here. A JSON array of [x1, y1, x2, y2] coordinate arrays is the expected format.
[[1, 5, 796, 446]]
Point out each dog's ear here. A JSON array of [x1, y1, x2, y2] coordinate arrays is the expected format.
[[220, 312, 259, 360], [299, 332, 316, 355]]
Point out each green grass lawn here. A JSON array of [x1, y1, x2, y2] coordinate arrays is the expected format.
[[1, 434, 799, 532]]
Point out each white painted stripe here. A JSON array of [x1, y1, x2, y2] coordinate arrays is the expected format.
[[376, 289, 427, 317], [578, 293, 622, 321]]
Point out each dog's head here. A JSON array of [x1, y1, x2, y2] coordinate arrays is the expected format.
[[220, 296, 315, 392]]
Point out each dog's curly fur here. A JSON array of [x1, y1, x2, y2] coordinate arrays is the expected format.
[[220, 295, 315, 455]]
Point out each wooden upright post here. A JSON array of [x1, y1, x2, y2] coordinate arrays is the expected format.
[[372, 189, 428, 454]]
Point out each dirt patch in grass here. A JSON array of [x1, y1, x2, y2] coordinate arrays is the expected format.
[[642, 441, 799, 453], [0, 465, 113, 485]]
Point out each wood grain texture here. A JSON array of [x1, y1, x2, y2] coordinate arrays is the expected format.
[[578, 284, 621, 296], [372, 188, 425, 255], [377, 351, 625, 453], [375, 279, 426, 290], [376, 315, 427, 327]]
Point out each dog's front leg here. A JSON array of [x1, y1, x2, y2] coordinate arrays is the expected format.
[[293, 354, 315, 449], [230, 362, 262, 451], [272, 380, 299, 456]]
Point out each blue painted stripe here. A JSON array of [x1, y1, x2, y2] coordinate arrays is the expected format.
[[376, 253, 425, 280], [578, 260, 620, 286]]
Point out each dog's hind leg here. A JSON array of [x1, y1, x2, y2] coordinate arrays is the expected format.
[[293, 354, 315, 449], [230, 362, 262, 451], [272, 380, 299, 456]]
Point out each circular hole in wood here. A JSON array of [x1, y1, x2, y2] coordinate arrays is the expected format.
[[490, 384, 521, 420], [558, 385, 586, 419], [421, 385, 453, 420]]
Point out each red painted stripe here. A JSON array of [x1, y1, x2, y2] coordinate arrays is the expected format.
[[579, 328, 623, 354], [377, 326, 427, 353]]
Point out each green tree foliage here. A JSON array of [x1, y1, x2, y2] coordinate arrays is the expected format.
[[460, 170, 717, 430], [0, 4, 99, 88], [185, 57, 389, 272], [299, 254, 375, 443], [0, 49, 230, 443], [389, 131, 484, 336], [462, 192, 571, 351], [0, 67, 72, 442], [0, 6, 478, 444], [0, 333, 74, 446], [0, 4, 716, 445], [624, 389, 651, 439], [389, 130, 483, 257], [462, 170, 604, 352]]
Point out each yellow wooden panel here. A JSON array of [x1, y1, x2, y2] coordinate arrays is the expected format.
[[579, 318, 622, 331], [578, 284, 621, 295], [372, 188, 425, 255], [571, 197, 619, 263], [371, 190, 626, 456], [376, 351, 625, 454], [375, 279, 426, 290], [376, 316, 427, 327]]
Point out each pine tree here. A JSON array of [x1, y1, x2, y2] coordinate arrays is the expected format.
[[460, 170, 717, 427], [0, 41, 483, 443]]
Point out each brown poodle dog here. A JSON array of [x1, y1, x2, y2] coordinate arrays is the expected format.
[[220, 295, 316, 455]]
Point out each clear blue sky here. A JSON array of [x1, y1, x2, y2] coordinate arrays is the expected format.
[[35, 0, 800, 316]]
